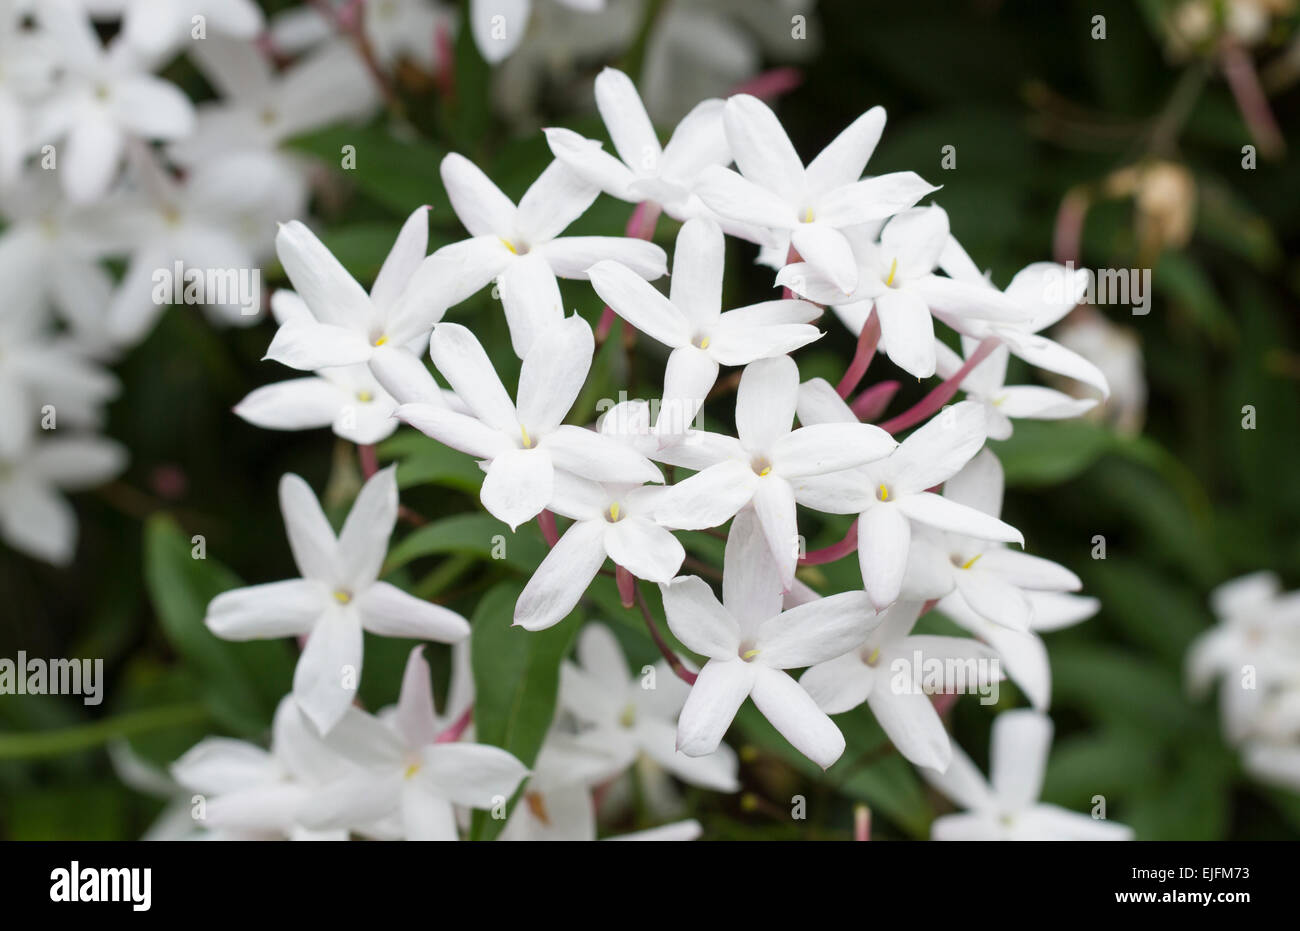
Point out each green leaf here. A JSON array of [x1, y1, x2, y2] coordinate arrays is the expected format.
[[143, 515, 293, 735], [376, 431, 484, 492], [990, 418, 1115, 486], [385, 513, 547, 573], [286, 124, 447, 218], [468, 582, 578, 840]]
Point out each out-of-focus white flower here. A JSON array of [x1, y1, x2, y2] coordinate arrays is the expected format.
[[1051, 312, 1145, 435], [0, 434, 125, 565], [296, 647, 528, 840], [434, 154, 665, 356], [662, 508, 877, 769], [924, 709, 1134, 840], [695, 95, 936, 292], [396, 317, 662, 531], [205, 467, 470, 734], [801, 599, 1002, 772], [557, 623, 740, 791], [34, 1, 195, 203], [81, 0, 264, 58], [361, 0, 457, 71], [589, 217, 821, 433], [0, 6, 58, 188], [470, 0, 606, 65], [653, 356, 897, 590], [793, 393, 1022, 611]]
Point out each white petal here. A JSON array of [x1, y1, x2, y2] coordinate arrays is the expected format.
[[751, 476, 800, 590], [990, 709, 1053, 809], [234, 378, 343, 432], [805, 106, 886, 192], [357, 581, 470, 642], [394, 646, 439, 748], [660, 575, 741, 658], [693, 166, 797, 231], [977, 549, 1081, 592], [514, 519, 607, 630], [857, 504, 911, 610], [537, 236, 667, 280], [773, 422, 897, 478], [721, 506, 785, 624], [722, 94, 804, 202], [400, 781, 460, 840], [544, 127, 637, 199], [588, 259, 690, 348], [751, 665, 845, 769], [757, 591, 875, 669], [370, 206, 431, 312], [887, 400, 988, 495], [274, 221, 373, 328], [800, 652, 875, 715], [440, 152, 516, 236], [668, 217, 724, 329], [816, 172, 938, 228], [654, 460, 757, 530], [790, 223, 858, 293], [594, 67, 661, 171], [395, 403, 509, 459], [264, 320, 374, 371], [954, 568, 1031, 631], [735, 355, 798, 453], [896, 493, 1022, 544], [604, 517, 684, 583], [279, 473, 338, 582], [795, 377, 858, 426], [206, 580, 328, 640], [676, 659, 754, 756], [421, 742, 529, 808], [657, 347, 719, 436], [337, 466, 398, 589], [875, 288, 937, 379], [481, 448, 553, 530], [517, 313, 593, 434], [428, 322, 517, 431], [866, 687, 951, 771], [543, 426, 663, 485], [293, 607, 364, 734], [517, 159, 599, 243]]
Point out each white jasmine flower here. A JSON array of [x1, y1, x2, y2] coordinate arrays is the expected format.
[[361, 0, 457, 71], [924, 709, 1134, 840], [662, 509, 877, 769], [694, 94, 936, 291], [205, 467, 470, 734], [296, 648, 528, 841], [654, 355, 897, 589], [588, 217, 821, 433], [82, 0, 264, 58], [792, 389, 1023, 610], [396, 316, 662, 531], [469, 0, 605, 65], [0, 433, 125, 565], [556, 623, 741, 790], [434, 154, 665, 356]]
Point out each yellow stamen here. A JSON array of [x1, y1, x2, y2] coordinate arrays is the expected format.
[[960, 554, 983, 570], [699, 337, 711, 350], [884, 257, 898, 288], [758, 466, 772, 477], [878, 484, 890, 501], [619, 704, 636, 728], [373, 335, 388, 347], [357, 391, 374, 402], [403, 762, 421, 779], [608, 502, 621, 522], [741, 648, 761, 660], [526, 792, 551, 825], [501, 238, 519, 255], [802, 207, 814, 223], [866, 647, 882, 666], [520, 424, 533, 448], [333, 589, 352, 604]]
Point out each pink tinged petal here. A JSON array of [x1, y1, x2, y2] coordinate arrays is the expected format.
[[264, 320, 374, 371], [976, 548, 1081, 591], [887, 399, 988, 495], [874, 288, 937, 379], [654, 461, 757, 531], [514, 518, 607, 630], [369, 206, 430, 312], [422, 742, 529, 809], [896, 493, 1023, 544], [427, 322, 517, 431], [668, 217, 725, 329], [587, 260, 690, 348], [293, 608, 364, 734], [659, 576, 742, 658], [440, 152, 517, 237], [721, 506, 785, 625], [206, 579, 328, 640], [676, 658, 755, 756], [751, 475, 799, 589], [722, 94, 804, 202], [543, 425, 662, 485], [357, 581, 470, 642], [63, 117, 125, 204], [866, 686, 951, 772], [113, 75, 195, 138], [517, 313, 594, 434], [481, 447, 553, 530], [805, 106, 886, 193], [995, 386, 1096, 420], [594, 67, 661, 171], [773, 422, 897, 478], [795, 377, 858, 426], [990, 709, 1053, 809], [394, 646, 440, 748], [815, 172, 939, 228], [544, 127, 637, 200], [274, 220, 373, 328], [751, 665, 846, 769], [858, 504, 911, 610], [604, 517, 684, 583], [234, 378, 344, 431], [337, 466, 398, 589], [657, 347, 719, 435], [400, 781, 460, 841], [693, 166, 797, 232], [880, 205, 950, 279], [943, 447, 1004, 517], [800, 651, 875, 715], [394, 403, 509, 459], [517, 159, 599, 244], [279, 473, 338, 582], [538, 236, 667, 280], [954, 567, 1031, 631], [757, 590, 875, 669], [790, 223, 858, 293], [921, 743, 995, 812], [735, 355, 798, 452]]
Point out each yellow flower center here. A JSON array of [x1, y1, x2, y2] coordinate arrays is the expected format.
[[884, 257, 898, 288], [520, 424, 534, 449], [333, 589, 353, 604]]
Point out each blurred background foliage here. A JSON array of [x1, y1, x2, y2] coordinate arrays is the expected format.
[[2, 0, 1298, 840]]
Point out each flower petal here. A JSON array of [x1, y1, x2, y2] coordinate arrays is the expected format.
[[440, 152, 516, 236], [660, 575, 741, 658], [274, 220, 373, 328], [514, 519, 607, 630], [676, 658, 754, 756], [293, 607, 364, 734], [206, 579, 328, 640], [279, 473, 338, 582], [588, 259, 690, 348], [751, 665, 846, 769], [735, 355, 798, 453], [337, 466, 398, 590], [990, 709, 1053, 809], [357, 581, 470, 642], [481, 447, 553, 530], [857, 503, 911, 610], [428, 322, 517, 431]]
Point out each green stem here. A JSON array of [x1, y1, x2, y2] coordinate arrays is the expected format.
[[0, 702, 209, 760]]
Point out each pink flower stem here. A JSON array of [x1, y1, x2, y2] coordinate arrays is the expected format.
[[854, 805, 872, 841], [728, 66, 804, 102], [877, 338, 999, 434], [800, 519, 858, 566], [434, 21, 456, 103], [309, 0, 401, 112], [537, 509, 559, 548], [596, 201, 662, 344], [434, 706, 473, 743], [633, 581, 697, 685], [1220, 37, 1286, 159], [850, 379, 900, 421], [358, 443, 379, 478], [616, 564, 636, 608], [836, 311, 882, 399], [1053, 187, 1090, 267]]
